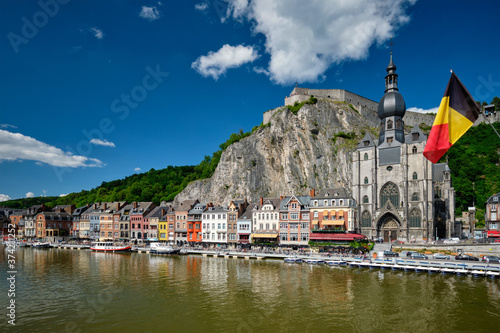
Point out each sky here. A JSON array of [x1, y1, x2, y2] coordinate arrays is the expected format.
[[0, 0, 499, 202]]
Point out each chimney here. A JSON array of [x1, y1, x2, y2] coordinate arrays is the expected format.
[[161, 208, 166, 216], [310, 188, 316, 197], [103, 203, 107, 210], [133, 202, 137, 209], [93, 203, 98, 209], [260, 197, 263, 206]]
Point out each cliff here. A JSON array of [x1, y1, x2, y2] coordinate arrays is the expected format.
[[174, 99, 382, 205]]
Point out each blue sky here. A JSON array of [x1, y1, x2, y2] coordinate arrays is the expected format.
[[1, 0, 499, 201]]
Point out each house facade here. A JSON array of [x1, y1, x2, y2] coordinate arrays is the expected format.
[[279, 195, 311, 246], [486, 192, 500, 238], [251, 198, 280, 244], [202, 206, 228, 244]]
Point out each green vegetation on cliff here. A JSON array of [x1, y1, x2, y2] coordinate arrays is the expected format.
[[443, 122, 500, 225]]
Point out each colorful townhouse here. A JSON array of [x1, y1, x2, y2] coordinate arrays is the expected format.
[[187, 203, 206, 243], [237, 203, 255, 243], [21, 204, 50, 240], [117, 203, 134, 242], [202, 205, 228, 244], [35, 210, 73, 240], [279, 195, 311, 246], [309, 188, 358, 244], [486, 192, 500, 238], [98, 202, 126, 241], [251, 198, 281, 244], [71, 205, 90, 238], [79, 207, 91, 239], [157, 205, 173, 242], [129, 202, 156, 243], [174, 199, 198, 245], [9, 210, 24, 238], [227, 199, 248, 244], [145, 206, 164, 241], [87, 203, 107, 240]]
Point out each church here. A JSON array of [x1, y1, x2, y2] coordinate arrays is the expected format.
[[352, 54, 455, 243]]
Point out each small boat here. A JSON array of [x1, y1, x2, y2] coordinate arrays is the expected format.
[[454, 268, 468, 276], [326, 260, 347, 266], [414, 266, 427, 273], [427, 267, 441, 274], [284, 257, 302, 263], [486, 271, 499, 279], [32, 242, 51, 248], [90, 241, 131, 252], [470, 270, 486, 277], [305, 259, 324, 264], [441, 268, 455, 274], [149, 242, 180, 255]]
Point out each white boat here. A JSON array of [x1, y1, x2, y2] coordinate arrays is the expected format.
[[32, 241, 51, 248], [149, 242, 180, 255], [326, 260, 347, 266], [90, 241, 131, 252], [284, 257, 302, 263], [305, 259, 324, 264]]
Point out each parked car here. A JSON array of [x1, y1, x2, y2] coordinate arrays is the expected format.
[[374, 237, 384, 243], [406, 251, 416, 257], [482, 255, 500, 263], [443, 238, 460, 244], [383, 250, 399, 257], [455, 254, 479, 261], [433, 253, 451, 260], [410, 253, 428, 260]]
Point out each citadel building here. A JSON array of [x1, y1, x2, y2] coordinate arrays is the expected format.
[[352, 54, 455, 242]]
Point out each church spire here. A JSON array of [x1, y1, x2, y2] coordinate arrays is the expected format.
[[384, 52, 399, 93]]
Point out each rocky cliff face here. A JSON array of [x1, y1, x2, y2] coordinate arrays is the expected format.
[[174, 100, 381, 205]]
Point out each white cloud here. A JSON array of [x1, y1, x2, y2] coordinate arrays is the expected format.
[[0, 124, 17, 129], [91, 27, 104, 39], [195, 2, 209, 12], [218, 0, 415, 85], [90, 139, 116, 148], [139, 6, 161, 21], [134, 167, 142, 172], [192, 44, 259, 80], [0, 130, 103, 168], [26, 192, 35, 198], [407, 106, 439, 114], [60, 193, 68, 197], [0, 194, 12, 202]]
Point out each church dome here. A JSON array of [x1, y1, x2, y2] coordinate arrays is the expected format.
[[378, 91, 406, 118]]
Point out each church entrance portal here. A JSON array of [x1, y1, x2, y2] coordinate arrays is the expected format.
[[378, 215, 400, 242]]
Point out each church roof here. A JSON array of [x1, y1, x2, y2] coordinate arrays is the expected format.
[[357, 132, 378, 149], [405, 125, 427, 143]]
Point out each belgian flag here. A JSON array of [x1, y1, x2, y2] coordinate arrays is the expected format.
[[423, 72, 481, 163]]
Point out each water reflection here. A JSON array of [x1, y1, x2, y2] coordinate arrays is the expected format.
[[1, 247, 499, 333]]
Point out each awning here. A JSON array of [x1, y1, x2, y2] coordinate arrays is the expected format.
[[321, 221, 345, 226], [309, 233, 367, 241], [252, 233, 278, 238], [487, 230, 500, 237]]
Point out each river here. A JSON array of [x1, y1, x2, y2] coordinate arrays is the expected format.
[[1, 247, 499, 333]]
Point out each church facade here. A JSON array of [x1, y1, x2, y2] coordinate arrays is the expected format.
[[352, 55, 455, 242]]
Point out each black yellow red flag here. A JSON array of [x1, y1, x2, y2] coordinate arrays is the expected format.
[[423, 72, 481, 163]]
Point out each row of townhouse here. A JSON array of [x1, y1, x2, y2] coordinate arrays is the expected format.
[[4, 187, 361, 245]]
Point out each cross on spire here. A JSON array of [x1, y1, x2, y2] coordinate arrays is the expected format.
[[388, 37, 395, 54]]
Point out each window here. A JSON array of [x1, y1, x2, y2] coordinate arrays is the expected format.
[[313, 211, 318, 219], [387, 120, 393, 129], [412, 172, 418, 180], [361, 211, 371, 227], [363, 195, 369, 204], [290, 213, 299, 220], [364, 153, 368, 160], [314, 201, 318, 207], [412, 133, 419, 141], [380, 182, 400, 208], [364, 141, 369, 147], [409, 209, 421, 228], [412, 146, 418, 154], [387, 137, 393, 143], [364, 177, 369, 184], [435, 187, 442, 199], [281, 213, 288, 220], [412, 192, 419, 201]]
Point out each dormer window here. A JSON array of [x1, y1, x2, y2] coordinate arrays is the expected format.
[[412, 133, 419, 141], [387, 137, 393, 143], [364, 141, 369, 147]]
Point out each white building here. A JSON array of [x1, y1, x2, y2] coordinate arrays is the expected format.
[[251, 198, 280, 244], [202, 206, 228, 244]]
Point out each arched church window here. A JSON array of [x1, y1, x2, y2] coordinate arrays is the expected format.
[[364, 153, 368, 160], [435, 187, 442, 199], [361, 211, 371, 227], [380, 182, 399, 208], [387, 120, 393, 129], [363, 195, 369, 204], [413, 172, 418, 180], [409, 209, 421, 227], [412, 192, 419, 201], [412, 146, 417, 154], [364, 177, 369, 184], [396, 119, 402, 129]]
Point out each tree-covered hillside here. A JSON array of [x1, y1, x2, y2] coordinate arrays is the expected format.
[[442, 121, 500, 226]]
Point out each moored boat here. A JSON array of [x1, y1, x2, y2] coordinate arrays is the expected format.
[[90, 241, 131, 252], [284, 257, 302, 263], [32, 241, 51, 248], [149, 242, 180, 255]]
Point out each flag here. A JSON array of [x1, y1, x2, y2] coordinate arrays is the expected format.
[[423, 72, 481, 163]]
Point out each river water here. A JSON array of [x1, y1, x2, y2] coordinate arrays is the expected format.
[[1, 247, 499, 333]]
